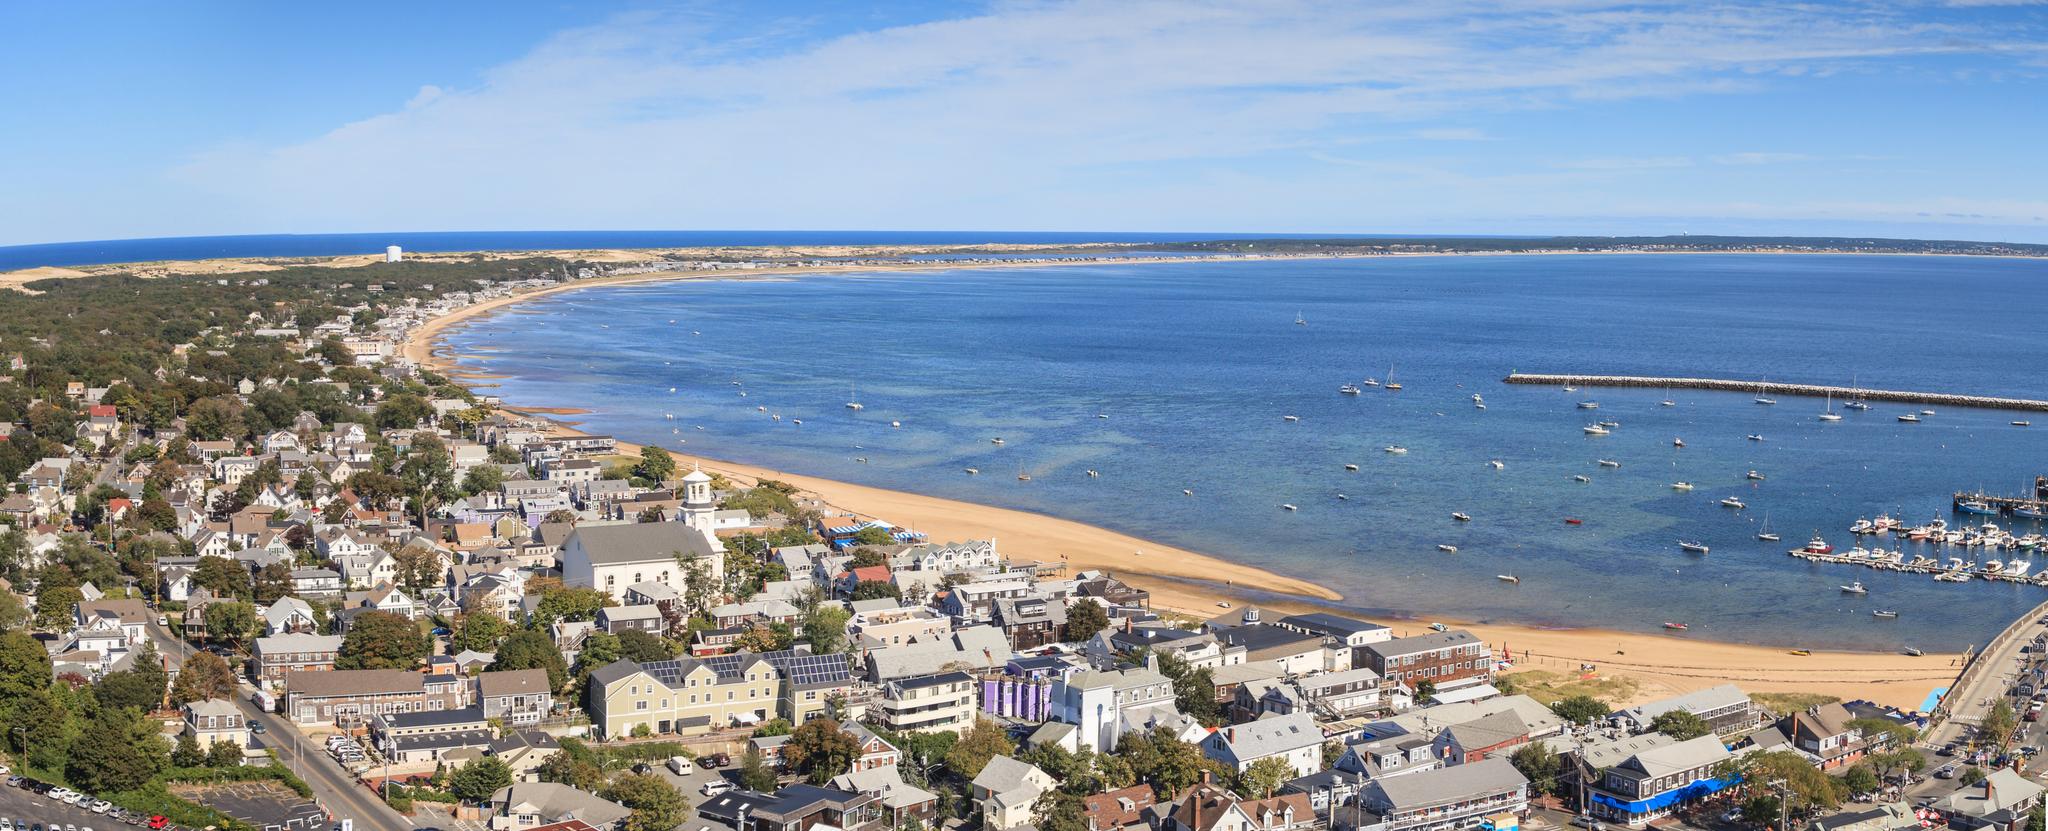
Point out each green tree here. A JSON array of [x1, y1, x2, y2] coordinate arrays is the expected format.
[[1036, 790, 1088, 831], [604, 772, 691, 831], [1065, 600, 1110, 642], [1114, 727, 1218, 799], [617, 629, 677, 662], [1550, 694, 1610, 726], [784, 718, 861, 785], [575, 632, 622, 675], [205, 600, 260, 646], [847, 548, 888, 569], [945, 717, 1017, 779], [1982, 700, 2019, 749], [253, 561, 295, 604], [850, 580, 900, 601], [636, 447, 677, 483], [491, 630, 570, 691], [35, 584, 83, 628], [1735, 750, 1842, 816], [1649, 709, 1711, 740], [803, 604, 851, 654], [1960, 766, 1987, 786], [0, 630, 53, 698], [207, 737, 244, 767], [1741, 795, 1783, 827], [69, 706, 169, 793], [461, 464, 506, 496], [171, 732, 206, 767], [452, 613, 510, 653], [1510, 743, 1564, 797], [1235, 756, 1296, 799], [169, 649, 239, 706], [1843, 764, 1880, 795], [1156, 653, 1220, 726], [738, 747, 778, 792], [1414, 678, 1437, 703], [535, 748, 605, 792], [193, 554, 253, 599], [851, 526, 894, 547], [338, 609, 430, 669], [450, 755, 515, 802], [531, 585, 612, 628]]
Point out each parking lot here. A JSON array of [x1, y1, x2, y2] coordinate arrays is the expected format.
[[0, 780, 151, 831], [166, 781, 325, 831]]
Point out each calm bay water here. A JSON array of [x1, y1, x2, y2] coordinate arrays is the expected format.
[[444, 254, 2048, 651]]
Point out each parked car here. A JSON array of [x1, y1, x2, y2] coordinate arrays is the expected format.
[[707, 753, 731, 767], [700, 780, 734, 797]]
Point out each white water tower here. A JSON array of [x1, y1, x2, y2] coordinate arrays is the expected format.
[[384, 245, 403, 263]]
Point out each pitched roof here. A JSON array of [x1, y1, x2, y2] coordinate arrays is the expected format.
[[478, 668, 552, 698], [1214, 712, 1323, 759], [1442, 710, 1530, 751], [565, 522, 717, 565], [1616, 733, 1732, 779], [972, 755, 1049, 796], [287, 668, 425, 698], [1362, 756, 1527, 812]]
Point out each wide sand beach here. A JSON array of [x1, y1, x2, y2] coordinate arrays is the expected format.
[[404, 254, 1969, 710]]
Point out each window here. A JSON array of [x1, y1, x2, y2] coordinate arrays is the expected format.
[[636, 701, 648, 711]]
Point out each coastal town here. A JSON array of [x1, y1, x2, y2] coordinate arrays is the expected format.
[[0, 256, 2039, 831]]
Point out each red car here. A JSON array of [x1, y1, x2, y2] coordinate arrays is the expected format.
[[147, 817, 167, 830]]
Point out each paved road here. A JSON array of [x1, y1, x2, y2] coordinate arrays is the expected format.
[[145, 623, 413, 831], [1925, 603, 2048, 750]]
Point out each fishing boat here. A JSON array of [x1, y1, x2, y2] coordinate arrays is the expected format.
[[1280, 503, 1297, 511], [1956, 500, 1998, 516], [1573, 475, 1592, 483], [1898, 413, 1921, 423], [1487, 460, 1506, 470], [1564, 517, 1583, 525], [1672, 481, 1694, 491], [1841, 581, 1867, 594], [1578, 401, 1600, 409], [1873, 610, 1899, 619], [1339, 384, 1362, 395], [1720, 496, 1747, 509], [1383, 445, 1408, 454], [1663, 622, 1689, 631], [1679, 540, 1710, 554], [1819, 391, 1842, 422], [1283, 415, 1300, 422], [1801, 534, 1835, 555], [2015, 506, 2048, 520], [1757, 514, 1780, 542], [1344, 463, 1360, 471], [1497, 574, 1520, 584], [1583, 424, 1611, 435], [1747, 470, 1766, 481], [1437, 544, 1458, 553], [1452, 512, 1472, 522], [1598, 459, 1621, 468]]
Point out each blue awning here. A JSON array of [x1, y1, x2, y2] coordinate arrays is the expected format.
[[1591, 774, 1740, 814]]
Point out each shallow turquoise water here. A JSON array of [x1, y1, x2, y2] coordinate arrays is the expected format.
[[445, 254, 2048, 651]]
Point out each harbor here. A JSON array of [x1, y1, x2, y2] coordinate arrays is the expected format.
[[1952, 477, 2048, 518], [1502, 373, 2048, 412], [1787, 513, 2048, 588]]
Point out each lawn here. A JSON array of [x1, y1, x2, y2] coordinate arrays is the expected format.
[[1750, 691, 1841, 716], [1498, 669, 1641, 706]]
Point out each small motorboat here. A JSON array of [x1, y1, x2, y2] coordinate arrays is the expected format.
[[1679, 540, 1710, 554], [1487, 459, 1505, 470], [1452, 512, 1472, 522], [1746, 434, 1765, 442], [1086, 470, 1100, 477], [1016, 472, 1031, 481], [1437, 544, 1459, 553], [1183, 489, 1194, 496], [1746, 470, 1766, 481], [1872, 610, 1899, 619], [1336, 493, 1349, 500], [1583, 424, 1611, 436], [1720, 496, 1747, 509], [1672, 482, 1694, 491], [964, 468, 979, 474], [1789, 649, 1812, 656], [991, 437, 1005, 444], [1598, 459, 1621, 468], [1663, 622, 1689, 631], [1564, 517, 1583, 525], [1898, 413, 1920, 423], [1904, 646, 1923, 656], [1383, 445, 1408, 454], [1598, 420, 1620, 428], [1841, 581, 1867, 594], [1280, 503, 1298, 511], [1283, 415, 1300, 422], [1343, 463, 1360, 471], [1577, 401, 1600, 409], [1340, 384, 1362, 395], [1921, 409, 1936, 415], [1673, 437, 1686, 447], [1497, 574, 1520, 584], [2015, 421, 2033, 427], [1572, 475, 1592, 483]]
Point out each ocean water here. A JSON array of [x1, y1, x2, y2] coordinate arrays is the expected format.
[[0, 230, 1400, 271], [443, 254, 2048, 651]]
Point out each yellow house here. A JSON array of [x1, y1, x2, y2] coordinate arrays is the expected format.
[[589, 653, 781, 739]]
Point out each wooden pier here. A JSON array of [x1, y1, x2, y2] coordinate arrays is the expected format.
[[1502, 373, 2048, 413], [1953, 477, 2048, 515]]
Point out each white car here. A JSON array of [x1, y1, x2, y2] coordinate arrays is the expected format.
[[700, 780, 734, 797], [68, 794, 89, 807], [90, 802, 111, 814], [47, 789, 72, 802]]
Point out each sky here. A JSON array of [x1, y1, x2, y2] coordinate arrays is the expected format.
[[3, 1, 2048, 246]]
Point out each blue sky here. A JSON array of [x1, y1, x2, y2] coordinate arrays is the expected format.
[[4, 1, 2048, 245]]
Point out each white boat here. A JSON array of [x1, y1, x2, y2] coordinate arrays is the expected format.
[[1720, 496, 1747, 509], [2015, 420, 2032, 427], [1295, 311, 1306, 325], [1921, 409, 1936, 415], [964, 467, 979, 475], [1757, 513, 1780, 542], [1672, 481, 1694, 491], [1472, 394, 1484, 403], [1344, 463, 1360, 471], [1841, 581, 1867, 594], [1898, 413, 1920, 423], [1086, 470, 1100, 478], [1384, 363, 1402, 391], [1872, 610, 1898, 619], [1280, 503, 1297, 511], [1578, 401, 1600, 409], [1597, 459, 1621, 468], [845, 384, 864, 411], [1497, 574, 1520, 583], [1754, 379, 1776, 405], [991, 437, 1005, 444], [1679, 540, 1710, 554], [1746, 434, 1764, 442], [1818, 391, 1842, 421], [1572, 474, 1592, 483], [1016, 470, 1031, 481], [1583, 424, 1610, 435], [1340, 384, 1362, 395], [1487, 460, 1505, 470], [1673, 437, 1685, 447], [1183, 489, 1194, 496], [1283, 415, 1300, 422], [1437, 544, 1458, 553], [1452, 512, 1472, 522], [1747, 470, 1766, 481], [1383, 445, 1408, 454], [1562, 385, 1577, 392]]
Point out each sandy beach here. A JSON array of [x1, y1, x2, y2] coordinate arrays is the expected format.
[[403, 255, 1966, 710]]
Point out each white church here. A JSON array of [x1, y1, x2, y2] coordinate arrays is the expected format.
[[556, 466, 736, 602]]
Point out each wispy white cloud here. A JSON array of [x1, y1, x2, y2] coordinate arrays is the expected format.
[[1710, 152, 1816, 165], [80, 1, 2048, 241]]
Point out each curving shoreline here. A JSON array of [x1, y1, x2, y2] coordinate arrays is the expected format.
[[403, 254, 1966, 709]]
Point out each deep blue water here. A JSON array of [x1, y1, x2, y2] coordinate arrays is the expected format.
[[443, 254, 2048, 651], [0, 230, 1410, 271]]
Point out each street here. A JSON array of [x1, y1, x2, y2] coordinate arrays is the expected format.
[[145, 622, 414, 831]]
